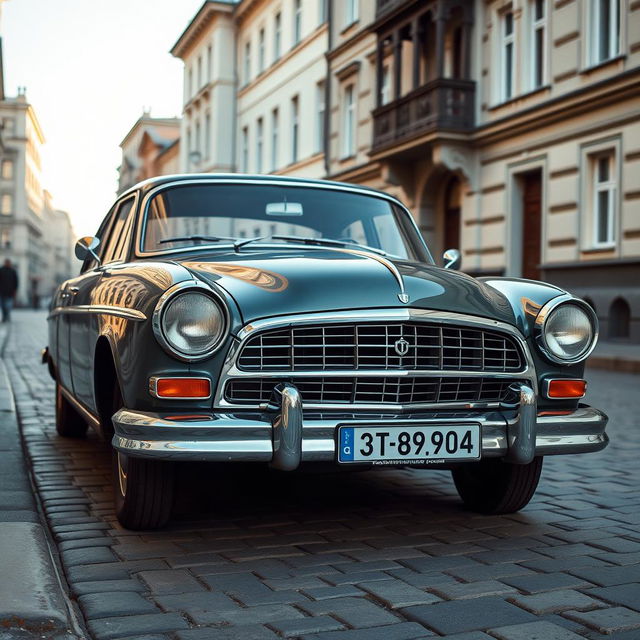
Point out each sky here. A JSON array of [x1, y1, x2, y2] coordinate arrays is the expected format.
[[2, 0, 206, 235]]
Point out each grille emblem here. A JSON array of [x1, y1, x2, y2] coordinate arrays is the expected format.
[[394, 338, 410, 357], [398, 293, 410, 303]]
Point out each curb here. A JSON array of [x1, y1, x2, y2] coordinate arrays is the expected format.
[[0, 327, 81, 639]]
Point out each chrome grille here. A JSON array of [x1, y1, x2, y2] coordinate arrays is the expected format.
[[237, 323, 523, 372], [225, 377, 523, 406]]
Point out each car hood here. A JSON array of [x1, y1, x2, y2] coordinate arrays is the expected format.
[[176, 248, 516, 326]]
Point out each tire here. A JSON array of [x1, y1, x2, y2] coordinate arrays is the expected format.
[[452, 457, 543, 514], [55, 383, 88, 438], [113, 451, 175, 530]]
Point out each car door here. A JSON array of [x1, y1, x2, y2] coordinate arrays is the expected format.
[[69, 196, 136, 411]]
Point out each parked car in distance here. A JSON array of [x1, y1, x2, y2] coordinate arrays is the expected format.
[[44, 174, 608, 530]]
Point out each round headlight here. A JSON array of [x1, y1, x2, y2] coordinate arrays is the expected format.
[[536, 299, 597, 364], [154, 287, 228, 360]]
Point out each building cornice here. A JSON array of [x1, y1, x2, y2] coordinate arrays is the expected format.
[[327, 24, 375, 61], [120, 116, 180, 149], [170, 0, 235, 59]]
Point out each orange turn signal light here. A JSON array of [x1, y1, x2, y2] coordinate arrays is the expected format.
[[546, 379, 586, 399], [153, 378, 211, 399]]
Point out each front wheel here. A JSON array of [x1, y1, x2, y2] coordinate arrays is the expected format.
[[113, 451, 175, 530], [452, 457, 543, 514]]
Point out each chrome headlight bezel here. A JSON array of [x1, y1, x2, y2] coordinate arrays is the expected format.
[[534, 295, 598, 365], [152, 280, 229, 362]]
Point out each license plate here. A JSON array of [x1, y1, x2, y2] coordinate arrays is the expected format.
[[337, 425, 481, 464]]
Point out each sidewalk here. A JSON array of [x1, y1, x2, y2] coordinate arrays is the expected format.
[[588, 340, 640, 374], [0, 324, 79, 639]]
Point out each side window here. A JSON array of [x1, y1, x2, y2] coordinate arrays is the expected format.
[[100, 198, 136, 265], [81, 205, 118, 273]]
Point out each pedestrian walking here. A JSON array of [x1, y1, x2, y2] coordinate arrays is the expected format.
[[0, 259, 19, 322]]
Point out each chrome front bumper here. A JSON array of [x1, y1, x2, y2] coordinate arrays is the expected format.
[[112, 384, 608, 467]]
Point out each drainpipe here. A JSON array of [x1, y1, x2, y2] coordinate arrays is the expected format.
[[323, 0, 333, 178]]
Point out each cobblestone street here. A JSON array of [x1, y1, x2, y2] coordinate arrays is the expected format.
[[3, 310, 640, 640]]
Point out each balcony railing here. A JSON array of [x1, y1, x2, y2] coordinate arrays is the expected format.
[[371, 78, 475, 152], [376, 0, 416, 18]]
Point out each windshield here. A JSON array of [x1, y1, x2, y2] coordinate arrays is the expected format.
[[141, 183, 428, 261]]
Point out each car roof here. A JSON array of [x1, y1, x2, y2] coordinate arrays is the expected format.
[[121, 173, 399, 202]]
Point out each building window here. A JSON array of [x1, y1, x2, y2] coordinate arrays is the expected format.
[[530, 0, 546, 89], [381, 66, 391, 105], [274, 12, 282, 60], [242, 126, 249, 172], [342, 84, 356, 158], [501, 11, 515, 101], [592, 152, 616, 247], [244, 41, 251, 84], [259, 28, 266, 73], [293, 0, 302, 45], [1, 160, 13, 180], [291, 96, 299, 163], [609, 297, 630, 339], [188, 67, 193, 98], [186, 128, 192, 156], [592, 0, 620, 64], [345, 0, 358, 27], [319, 0, 328, 24], [204, 113, 211, 160], [197, 55, 202, 89], [207, 45, 213, 81], [271, 108, 279, 171], [316, 81, 325, 154], [195, 120, 201, 156], [1, 194, 12, 215], [0, 229, 10, 248], [256, 118, 264, 173]]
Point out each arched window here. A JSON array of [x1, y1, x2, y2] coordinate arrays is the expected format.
[[609, 297, 630, 339]]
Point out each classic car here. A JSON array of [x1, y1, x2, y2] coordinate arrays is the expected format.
[[44, 174, 608, 530]]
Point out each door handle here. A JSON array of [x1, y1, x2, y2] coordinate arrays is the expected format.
[[68, 286, 80, 294]]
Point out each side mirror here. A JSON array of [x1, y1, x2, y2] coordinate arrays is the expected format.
[[75, 236, 101, 265], [443, 248, 461, 270]]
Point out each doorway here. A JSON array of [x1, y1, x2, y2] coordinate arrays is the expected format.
[[521, 171, 542, 280]]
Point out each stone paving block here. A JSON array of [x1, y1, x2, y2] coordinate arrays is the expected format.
[[402, 596, 537, 635], [564, 606, 640, 634], [188, 603, 305, 626], [442, 633, 493, 640], [510, 589, 604, 614], [432, 579, 518, 600], [302, 585, 365, 600], [137, 569, 205, 594], [568, 564, 640, 587], [592, 551, 640, 566], [299, 596, 401, 628], [112, 542, 184, 561], [488, 620, 584, 639], [386, 568, 456, 588], [398, 555, 481, 573], [67, 559, 169, 583], [61, 546, 118, 567], [175, 625, 278, 640], [358, 579, 442, 608], [501, 572, 594, 594], [323, 570, 391, 586], [87, 612, 189, 640], [587, 584, 640, 611], [518, 555, 611, 573], [589, 537, 640, 553], [153, 590, 238, 612], [59, 536, 114, 552], [269, 615, 346, 637], [79, 591, 158, 619], [72, 579, 146, 596], [264, 576, 327, 591], [299, 622, 432, 640]]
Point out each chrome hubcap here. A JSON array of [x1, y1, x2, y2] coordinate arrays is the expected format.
[[117, 453, 128, 496]]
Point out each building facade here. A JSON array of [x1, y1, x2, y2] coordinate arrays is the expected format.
[[168, 0, 640, 342], [118, 112, 181, 195], [326, 0, 640, 342]]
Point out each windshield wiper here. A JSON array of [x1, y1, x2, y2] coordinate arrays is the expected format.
[[237, 235, 389, 256], [159, 235, 238, 245]]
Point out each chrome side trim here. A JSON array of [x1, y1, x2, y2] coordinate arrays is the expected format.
[[214, 308, 537, 410], [268, 383, 303, 471], [59, 385, 100, 429], [148, 376, 212, 400], [48, 305, 146, 321], [534, 294, 599, 365], [505, 384, 536, 464]]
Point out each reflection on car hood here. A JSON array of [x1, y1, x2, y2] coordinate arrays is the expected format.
[[176, 247, 516, 326]]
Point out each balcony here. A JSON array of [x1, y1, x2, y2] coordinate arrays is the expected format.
[[372, 78, 475, 153], [376, 0, 418, 19]]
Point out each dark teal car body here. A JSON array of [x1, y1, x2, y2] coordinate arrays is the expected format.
[[45, 174, 608, 529]]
